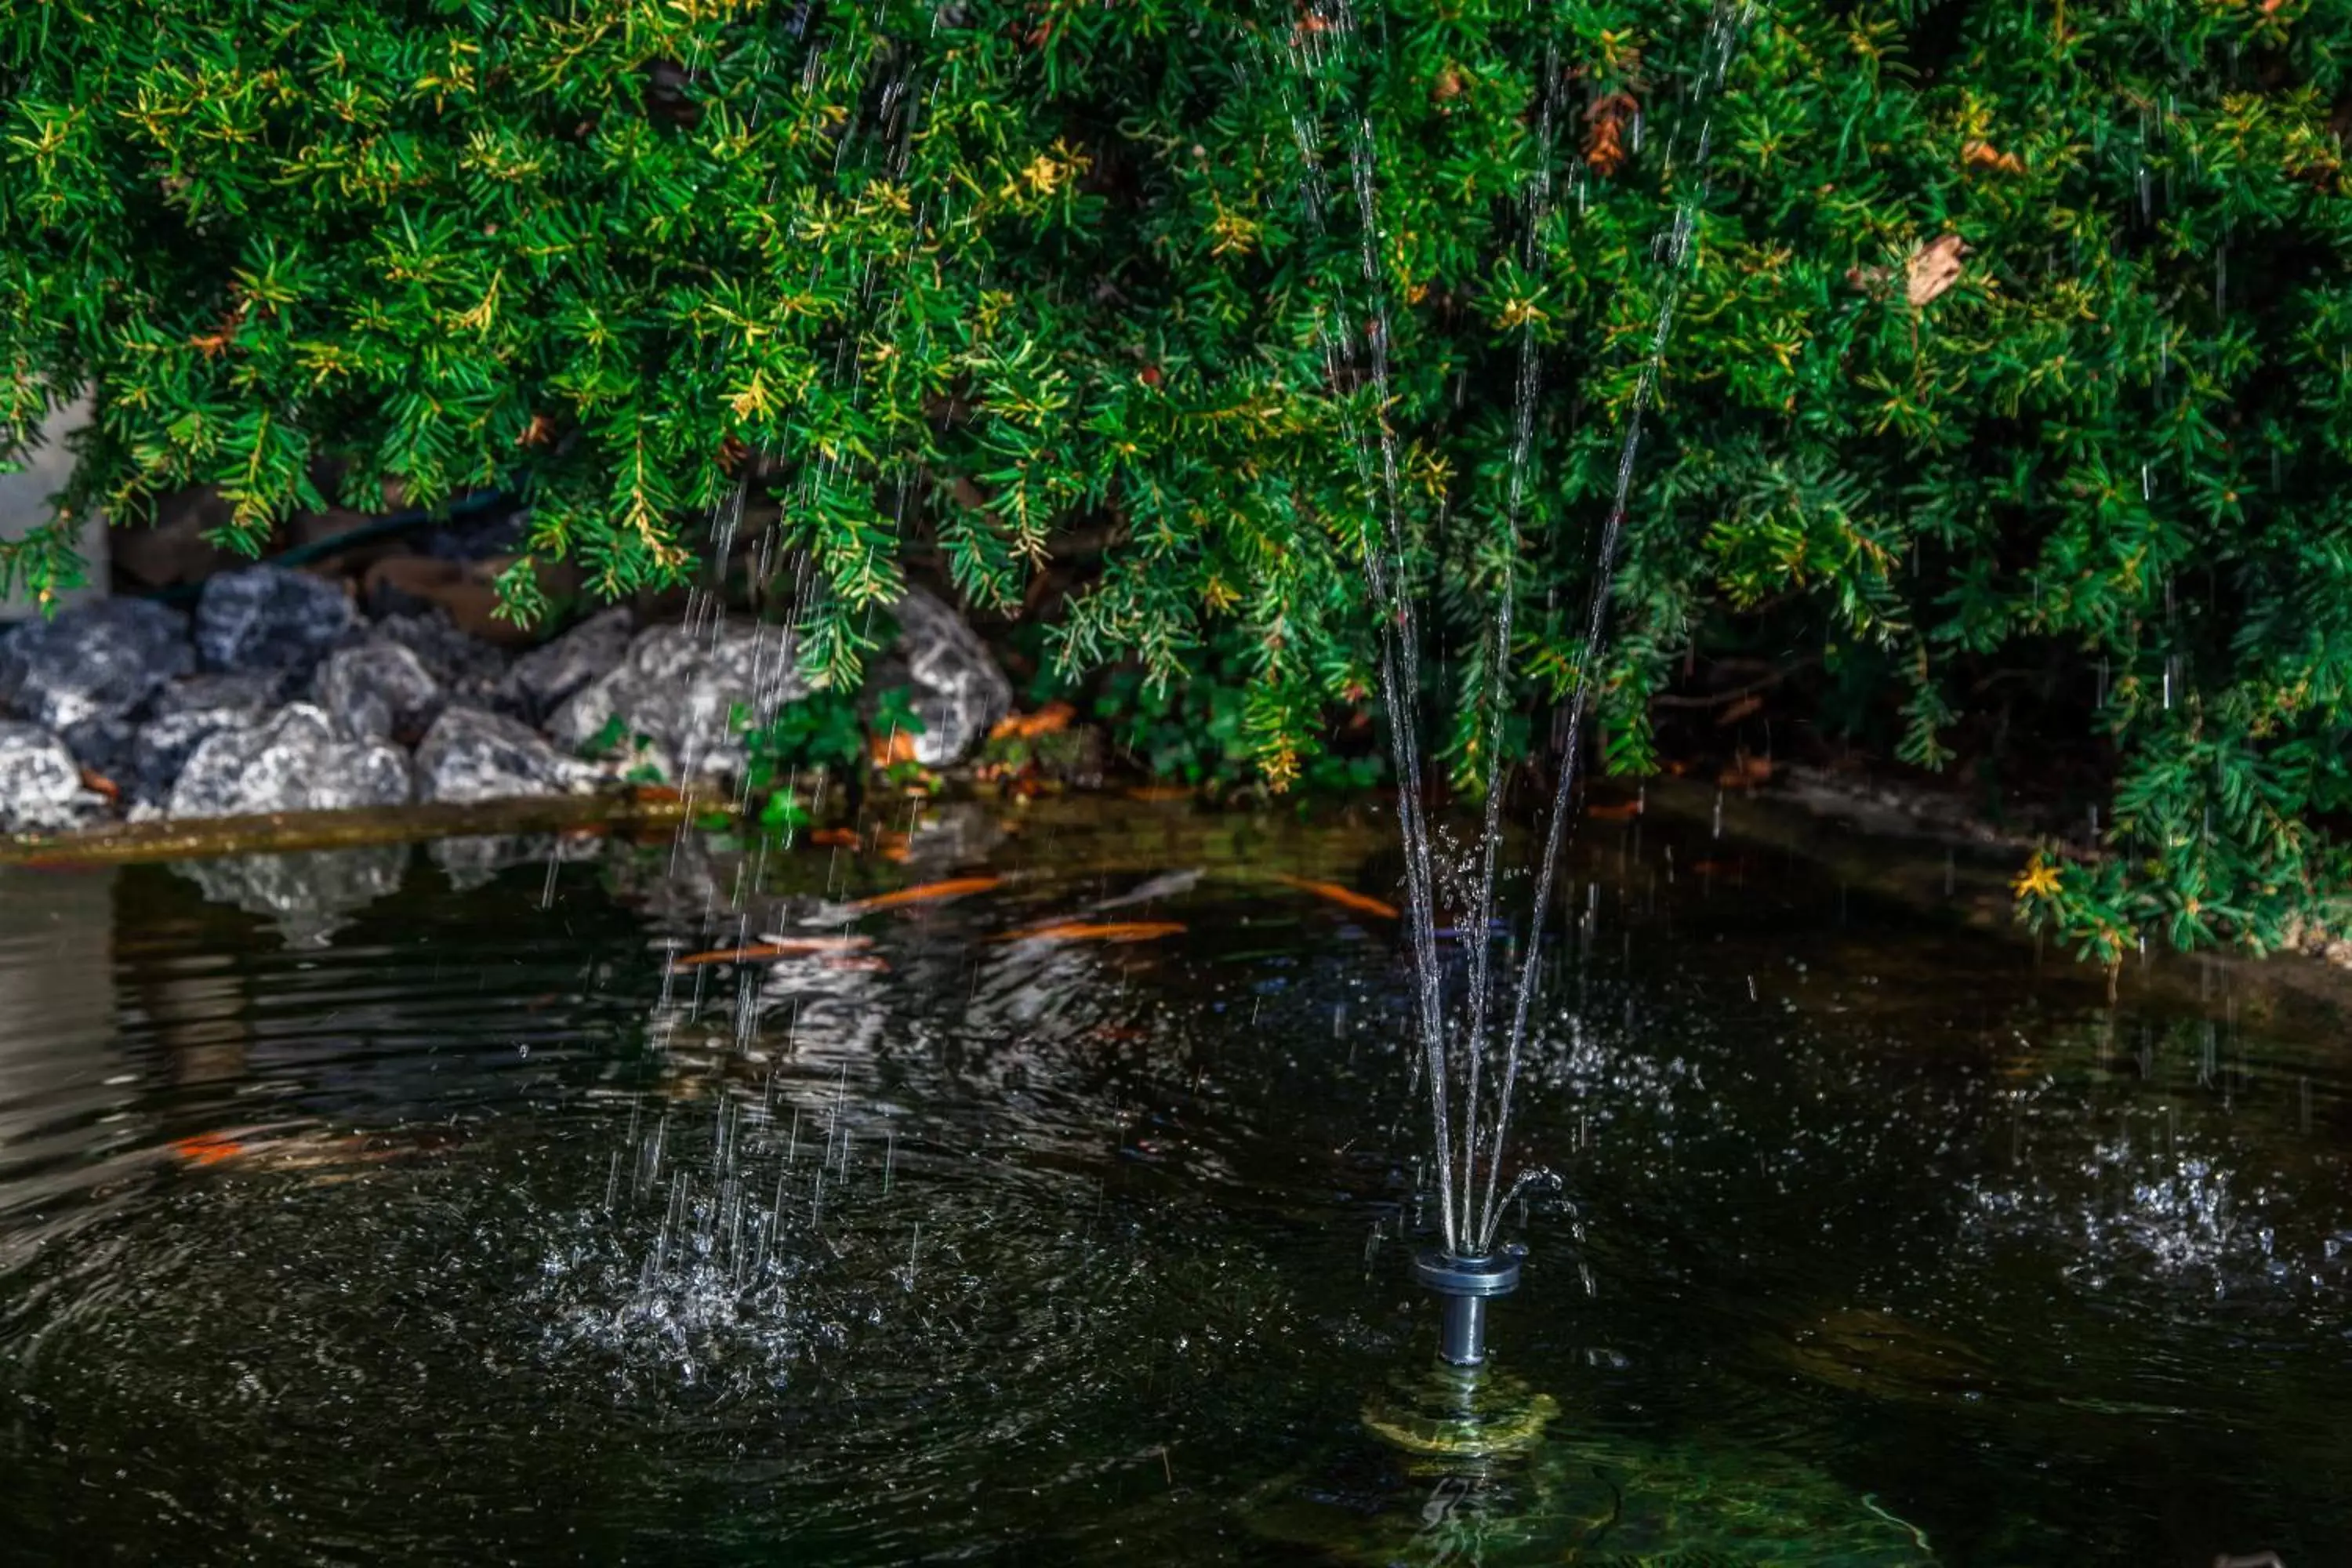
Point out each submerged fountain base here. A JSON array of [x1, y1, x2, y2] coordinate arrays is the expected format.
[[1414, 1245, 1525, 1367]]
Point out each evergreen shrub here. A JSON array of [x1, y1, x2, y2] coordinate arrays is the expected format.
[[8, 0, 2352, 962]]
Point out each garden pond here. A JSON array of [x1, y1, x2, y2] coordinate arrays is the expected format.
[[0, 795, 2343, 1564]]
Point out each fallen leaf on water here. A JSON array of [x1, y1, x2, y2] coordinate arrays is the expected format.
[[840, 876, 1004, 916], [1906, 234, 1969, 307], [822, 954, 893, 971], [172, 1134, 248, 1167], [1585, 799, 1643, 821], [675, 935, 875, 969], [1275, 874, 1400, 920], [997, 920, 1186, 944]]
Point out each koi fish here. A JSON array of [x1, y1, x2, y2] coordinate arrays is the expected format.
[[1585, 799, 1642, 821], [1125, 785, 1195, 803], [998, 920, 1186, 944], [1274, 874, 1399, 920], [1090, 869, 1203, 913], [674, 935, 876, 969], [808, 827, 861, 848], [839, 876, 1004, 916], [171, 1134, 247, 1167]]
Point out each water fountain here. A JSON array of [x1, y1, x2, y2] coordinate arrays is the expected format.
[[1279, 0, 1753, 1372]]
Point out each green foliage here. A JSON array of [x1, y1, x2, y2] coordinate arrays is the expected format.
[[10, 0, 2352, 956], [579, 711, 665, 783], [737, 684, 924, 819], [1081, 629, 1385, 795]]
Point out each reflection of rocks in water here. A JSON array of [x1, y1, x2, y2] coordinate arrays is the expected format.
[[653, 949, 891, 1094], [175, 845, 411, 948], [429, 832, 601, 894], [0, 867, 124, 1223], [898, 798, 1008, 876], [601, 830, 742, 933]]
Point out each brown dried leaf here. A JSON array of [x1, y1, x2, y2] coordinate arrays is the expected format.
[[1906, 234, 1969, 307], [1583, 93, 1639, 176]]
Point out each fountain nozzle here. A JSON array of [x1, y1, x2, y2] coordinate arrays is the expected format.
[[1414, 1245, 1526, 1367]]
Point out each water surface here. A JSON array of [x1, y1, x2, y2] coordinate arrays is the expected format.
[[0, 800, 2342, 1564]]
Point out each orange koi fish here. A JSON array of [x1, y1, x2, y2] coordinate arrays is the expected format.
[[997, 920, 1186, 944], [1585, 799, 1643, 821], [674, 935, 875, 969], [1274, 875, 1399, 920], [840, 876, 1004, 916]]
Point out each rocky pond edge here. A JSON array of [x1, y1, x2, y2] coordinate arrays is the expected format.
[[0, 564, 1012, 839]]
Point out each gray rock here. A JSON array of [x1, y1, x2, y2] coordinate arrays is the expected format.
[[0, 721, 106, 833], [869, 586, 1011, 766], [175, 845, 411, 949], [131, 711, 248, 806], [415, 706, 601, 804], [60, 715, 137, 789], [311, 639, 442, 742], [154, 670, 286, 717], [369, 609, 510, 705], [548, 619, 804, 782], [195, 564, 354, 676], [167, 703, 413, 819], [0, 597, 194, 730], [129, 671, 285, 805], [496, 605, 633, 723]]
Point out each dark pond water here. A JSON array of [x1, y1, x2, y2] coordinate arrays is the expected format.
[[0, 799, 2344, 1565]]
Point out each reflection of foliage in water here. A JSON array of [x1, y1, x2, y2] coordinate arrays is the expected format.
[[1246, 1419, 1937, 1566]]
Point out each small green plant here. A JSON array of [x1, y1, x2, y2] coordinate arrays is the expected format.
[[579, 712, 666, 785], [735, 685, 926, 825]]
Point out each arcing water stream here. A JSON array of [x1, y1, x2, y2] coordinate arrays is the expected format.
[[1280, 0, 1755, 1353]]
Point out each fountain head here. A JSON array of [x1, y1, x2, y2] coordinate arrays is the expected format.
[[1414, 1244, 1526, 1367]]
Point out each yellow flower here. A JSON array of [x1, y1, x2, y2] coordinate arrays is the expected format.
[[1494, 296, 1548, 332], [2013, 851, 2063, 902]]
